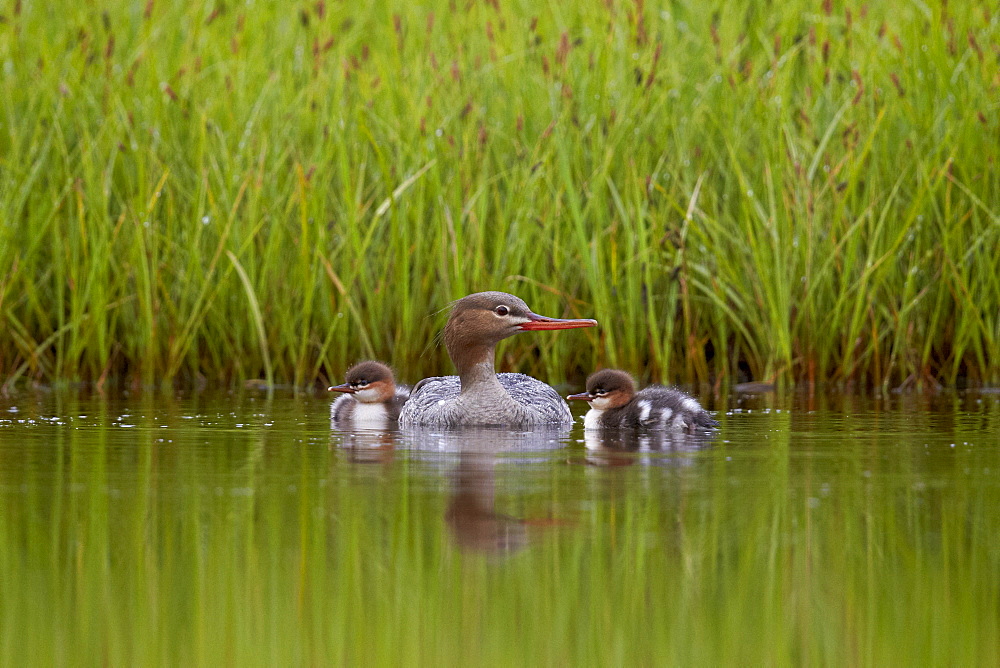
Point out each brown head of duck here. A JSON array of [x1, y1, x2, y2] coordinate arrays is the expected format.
[[442, 291, 598, 388], [328, 360, 399, 403], [567, 368, 637, 410]]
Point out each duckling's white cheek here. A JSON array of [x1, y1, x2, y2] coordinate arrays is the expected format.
[[590, 397, 612, 410], [354, 388, 380, 403]]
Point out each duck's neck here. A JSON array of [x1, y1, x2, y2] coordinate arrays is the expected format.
[[452, 344, 505, 395], [444, 319, 515, 404]]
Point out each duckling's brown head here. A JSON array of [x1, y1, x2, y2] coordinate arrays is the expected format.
[[568, 368, 636, 410], [443, 291, 597, 371], [328, 360, 396, 403]]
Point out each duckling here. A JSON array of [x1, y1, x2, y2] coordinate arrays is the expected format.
[[567, 369, 718, 433], [328, 361, 409, 425]]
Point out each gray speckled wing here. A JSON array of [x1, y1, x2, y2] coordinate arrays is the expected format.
[[397, 374, 462, 427], [498, 373, 573, 424], [399, 373, 572, 426], [402, 375, 460, 409]]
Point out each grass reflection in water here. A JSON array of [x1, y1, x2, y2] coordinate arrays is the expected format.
[[0, 392, 998, 665]]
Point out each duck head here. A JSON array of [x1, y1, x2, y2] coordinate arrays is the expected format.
[[443, 291, 597, 373], [568, 368, 636, 410], [328, 360, 397, 403]]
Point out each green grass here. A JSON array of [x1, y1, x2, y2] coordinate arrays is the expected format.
[[1, 0, 998, 390]]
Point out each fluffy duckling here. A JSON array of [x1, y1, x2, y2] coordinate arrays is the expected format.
[[329, 361, 409, 425], [568, 369, 718, 433]]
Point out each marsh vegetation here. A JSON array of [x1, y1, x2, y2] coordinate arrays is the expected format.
[[1, 0, 997, 391]]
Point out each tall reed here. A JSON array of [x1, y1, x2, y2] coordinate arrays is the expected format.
[[1, 0, 997, 389]]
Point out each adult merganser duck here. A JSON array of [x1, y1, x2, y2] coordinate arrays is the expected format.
[[398, 291, 598, 427], [328, 361, 410, 425], [568, 369, 718, 433]]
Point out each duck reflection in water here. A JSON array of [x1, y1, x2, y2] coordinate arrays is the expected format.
[[411, 426, 572, 555], [445, 450, 530, 554], [580, 429, 717, 468], [333, 428, 397, 465]]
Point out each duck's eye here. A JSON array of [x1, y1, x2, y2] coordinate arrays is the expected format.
[[594, 389, 607, 396], [353, 379, 367, 387], [495, 305, 510, 316]]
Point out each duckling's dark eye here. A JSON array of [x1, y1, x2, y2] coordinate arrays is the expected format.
[[353, 379, 367, 387], [594, 388, 607, 396], [495, 305, 510, 316]]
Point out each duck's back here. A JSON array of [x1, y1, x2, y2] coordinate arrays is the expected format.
[[399, 373, 571, 427], [603, 386, 718, 433]]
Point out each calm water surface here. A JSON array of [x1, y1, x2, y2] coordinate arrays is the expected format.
[[1, 390, 998, 666]]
